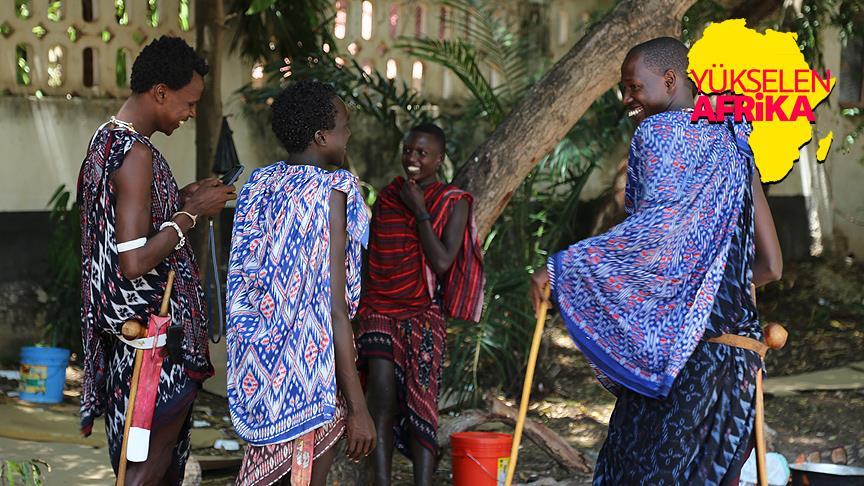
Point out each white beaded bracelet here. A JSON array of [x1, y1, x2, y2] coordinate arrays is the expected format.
[[160, 221, 186, 250]]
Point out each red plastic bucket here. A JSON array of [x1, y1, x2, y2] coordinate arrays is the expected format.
[[451, 432, 513, 486]]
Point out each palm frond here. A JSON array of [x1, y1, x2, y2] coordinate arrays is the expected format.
[[397, 38, 504, 124], [45, 185, 82, 352], [439, 0, 535, 99], [226, 0, 334, 63], [237, 50, 434, 133]]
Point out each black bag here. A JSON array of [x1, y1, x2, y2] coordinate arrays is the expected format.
[[204, 117, 240, 343], [212, 117, 240, 174]]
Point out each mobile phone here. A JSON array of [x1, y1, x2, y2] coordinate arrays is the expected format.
[[219, 164, 244, 185]]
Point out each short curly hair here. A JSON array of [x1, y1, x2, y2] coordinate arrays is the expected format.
[[271, 80, 338, 153], [130, 36, 208, 93], [626, 37, 689, 79], [409, 122, 446, 155]]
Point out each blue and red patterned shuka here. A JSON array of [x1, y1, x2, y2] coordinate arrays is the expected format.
[[226, 163, 368, 485], [550, 111, 762, 485], [78, 123, 212, 481]]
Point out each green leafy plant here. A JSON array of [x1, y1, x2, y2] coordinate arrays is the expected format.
[[44, 186, 81, 354], [227, 0, 333, 64], [397, 0, 537, 127], [0, 459, 49, 486], [239, 54, 434, 134], [443, 108, 621, 406]]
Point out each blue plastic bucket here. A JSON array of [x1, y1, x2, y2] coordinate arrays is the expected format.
[[19, 346, 70, 404]]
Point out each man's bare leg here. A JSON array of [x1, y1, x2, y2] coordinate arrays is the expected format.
[[123, 401, 193, 486]]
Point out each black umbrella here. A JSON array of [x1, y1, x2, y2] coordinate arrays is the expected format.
[[206, 116, 240, 344], [213, 116, 240, 174]]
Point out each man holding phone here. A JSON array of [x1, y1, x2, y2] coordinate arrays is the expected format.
[[77, 36, 235, 485]]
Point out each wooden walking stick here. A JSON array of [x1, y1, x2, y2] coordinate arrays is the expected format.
[[116, 270, 175, 485], [750, 286, 788, 486], [116, 335, 144, 485], [755, 323, 788, 486], [505, 283, 551, 486], [754, 368, 768, 486]]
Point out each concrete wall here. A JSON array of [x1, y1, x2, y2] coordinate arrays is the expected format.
[[2, 5, 862, 368], [0, 96, 198, 211], [0, 43, 406, 370], [0, 212, 50, 363], [766, 26, 864, 259]]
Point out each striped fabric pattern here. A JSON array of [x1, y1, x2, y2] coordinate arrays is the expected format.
[[360, 177, 484, 322]]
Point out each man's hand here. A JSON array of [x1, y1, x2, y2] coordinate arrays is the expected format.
[[344, 406, 376, 462], [530, 266, 552, 318], [181, 179, 235, 218], [399, 180, 428, 217], [179, 180, 202, 205]]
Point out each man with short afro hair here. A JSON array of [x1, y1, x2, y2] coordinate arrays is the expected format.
[[130, 35, 209, 93], [78, 35, 235, 485], [531, 36, 783, 484], [270, 80, 339, 153], [226, 80, 375, 485]]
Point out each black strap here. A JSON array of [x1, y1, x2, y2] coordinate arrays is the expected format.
[[205, 220, 225, 343]]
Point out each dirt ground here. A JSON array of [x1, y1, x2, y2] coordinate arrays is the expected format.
[[193, 257, 864, 485], [3, 258, 861, 485]]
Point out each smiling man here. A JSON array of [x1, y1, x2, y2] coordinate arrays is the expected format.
[[531, 37, 783, 485], [78, 36, 235, 484], [356, 123, 485, 486]]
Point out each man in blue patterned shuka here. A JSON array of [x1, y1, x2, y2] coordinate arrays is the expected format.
[[226, 81, 376, 486], [531, 37, 783, 485]]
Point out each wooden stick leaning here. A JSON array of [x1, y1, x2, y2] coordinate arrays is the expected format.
[[505, 283, 551, 486], [755, 368, 767, 486], [751, 285, 768, 486], [750, 287, 788, 486], [116, 270, 175, 486]]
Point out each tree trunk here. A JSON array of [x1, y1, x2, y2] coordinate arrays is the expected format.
[[453, 0, 698, 239], [195, 1, 224, 182], [193, 0, 225, 267]]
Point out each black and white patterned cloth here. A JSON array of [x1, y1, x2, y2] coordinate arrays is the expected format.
[[77, 123, 213, 480]]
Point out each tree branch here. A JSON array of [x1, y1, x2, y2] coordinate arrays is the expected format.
[[452, 0, 698, 239]]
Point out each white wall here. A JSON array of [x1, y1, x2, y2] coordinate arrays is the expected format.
[[2, 15, 863, 249], [0, 46, 273, 212], [787, 27, 864, 258], [0, 96, 198, 211], [814, 106, 864, 257]]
